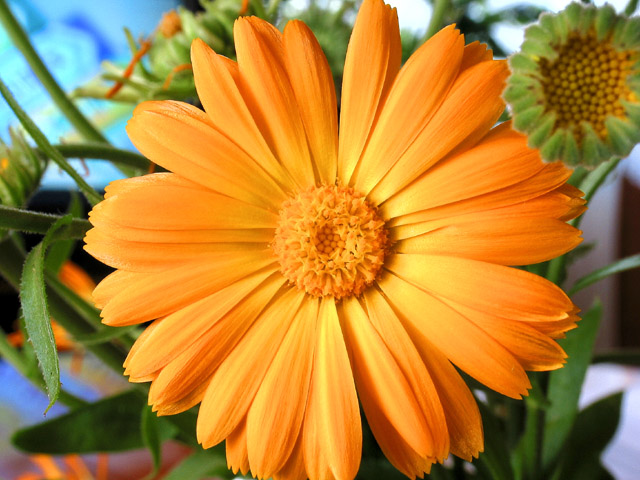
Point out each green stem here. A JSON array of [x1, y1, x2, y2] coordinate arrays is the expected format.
[[0, 0, 107, 144], [48, 144, 151, 172], [0, 204, 91, 239], [0, 236, 126, 375], [266, 0, 283, 19], [0, 79, 103, 206], [424, 0, 450, 41], [0, 332, 87, 409]]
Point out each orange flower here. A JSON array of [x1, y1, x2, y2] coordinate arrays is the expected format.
[[16, 454, 105, 480], [84, 0, 584, 478]]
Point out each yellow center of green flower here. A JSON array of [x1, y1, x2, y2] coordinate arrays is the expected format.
[[539, 30, 635, 139], [273, 185, 388, 299]]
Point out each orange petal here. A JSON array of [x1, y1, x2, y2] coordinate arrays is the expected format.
[[197, 288, 306, 449], [84, 228, 269, 272], [124, 269, 277, 379], [338, 0, 401, 183], [459, 40, 493, 72], [380, 123, 543, 219], [190, 39, 296, 192], [369, 59, 509, 205], [274, 431, 307, 480], [234, 17, 315, 188], [378, 272, 531, 398], [96, 251, 276, 326], [387, 161, 573, 231], [352, 25, 464, 195], [126, 101, 287, 209], [386, 253, 574, 321], [246, 296, 318, 478], [90, 174, 278, 232], [148, 273, 285, 410], [443, 299, 568, 371], [283, 20, 338, 185], [227, 418, 250, 476], [395, 216, 583, 266], [339, 296, 433, 456], [405, 331, 483, 461], [363, 289, 449, 461], [303, 298, 361, 480]]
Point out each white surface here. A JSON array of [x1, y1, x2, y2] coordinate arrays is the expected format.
[[580, 364, 640, 480]]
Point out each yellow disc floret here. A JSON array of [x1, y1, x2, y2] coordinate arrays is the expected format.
[[539, 30, 635, 140], [273, 185, 388, 299]]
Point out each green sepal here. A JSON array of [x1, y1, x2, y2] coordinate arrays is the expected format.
[[563, 2, 583, 31], [521, 39, 556, 60], [523, 24, 553, 45], [540, 129, 566, 162], [580, 123, 610, 168], [540, 11, 568, 45], [595, 4, 618, 41], [612, 16, 640, 48], [510, 94, 541, 115], [513, 105, 545, 131], [509, 53, 540, 73], [606, 116, 640, 156], [508, 73, 541, 88], [563, 131, 580, 166], [577, 6, 597, 36], [528, 112, 556, 148], [503, 83, 534, 104], [622, 98, 640, 126]]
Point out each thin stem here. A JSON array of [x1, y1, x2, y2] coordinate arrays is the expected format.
[[0, 0, 107, 144], [424, 0, 450, 41], [0, 79, 103, 206], [0, 332, 87, 409], [0, 204, 91, 239], [48, 144, 151, 172]]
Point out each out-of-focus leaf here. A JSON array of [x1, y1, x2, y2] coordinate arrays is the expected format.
[[542, 302, 602, 469], [162, 449, 232, 480], [569, 254, 640, 295], [71, 325, 138, 346], [593, 349, 640, 366], [550, 393, 623, 480], [19, 215, 73, 412], [356, 458, 409, 480], [141, 404, 162, 476], [12, 390, 177, 453], [476, 400, 514, 480], [45, 193, 82, 275]]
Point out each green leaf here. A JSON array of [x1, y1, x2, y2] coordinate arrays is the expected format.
[[162, 449, 232, 480], [541, 302, 602, 469], [0, 204, 90, 239], [11, 390, 177, 453], [19, 215, 73, 412], [45, 192, 82, 275], [594, 349, 640, 366], [476, 401, 515, 480], [551, 393, 623, 480], [569, 254, 640, 295], [141, 405, 162, 476]]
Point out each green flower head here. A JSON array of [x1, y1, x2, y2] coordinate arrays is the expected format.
[[505, 2, 640, 167]]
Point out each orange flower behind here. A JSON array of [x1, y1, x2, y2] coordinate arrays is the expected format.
[[84, 1, 584, 479]]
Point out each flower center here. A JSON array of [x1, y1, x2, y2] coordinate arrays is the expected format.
[[273, 185, 388, 299], [539, 30, 635, 140]]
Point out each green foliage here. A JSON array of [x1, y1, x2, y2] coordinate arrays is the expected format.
[[163, 449, 233, 480], [551, 393, 623, 480], [19, 215, 73, 412], [12, 390, 177, 453], [570, 254, 640, 294], [542, 302, 602, 470]]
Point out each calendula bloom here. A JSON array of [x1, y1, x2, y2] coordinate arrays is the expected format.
[[85, 0, 584, 478], [506, 2, 640, 166]]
